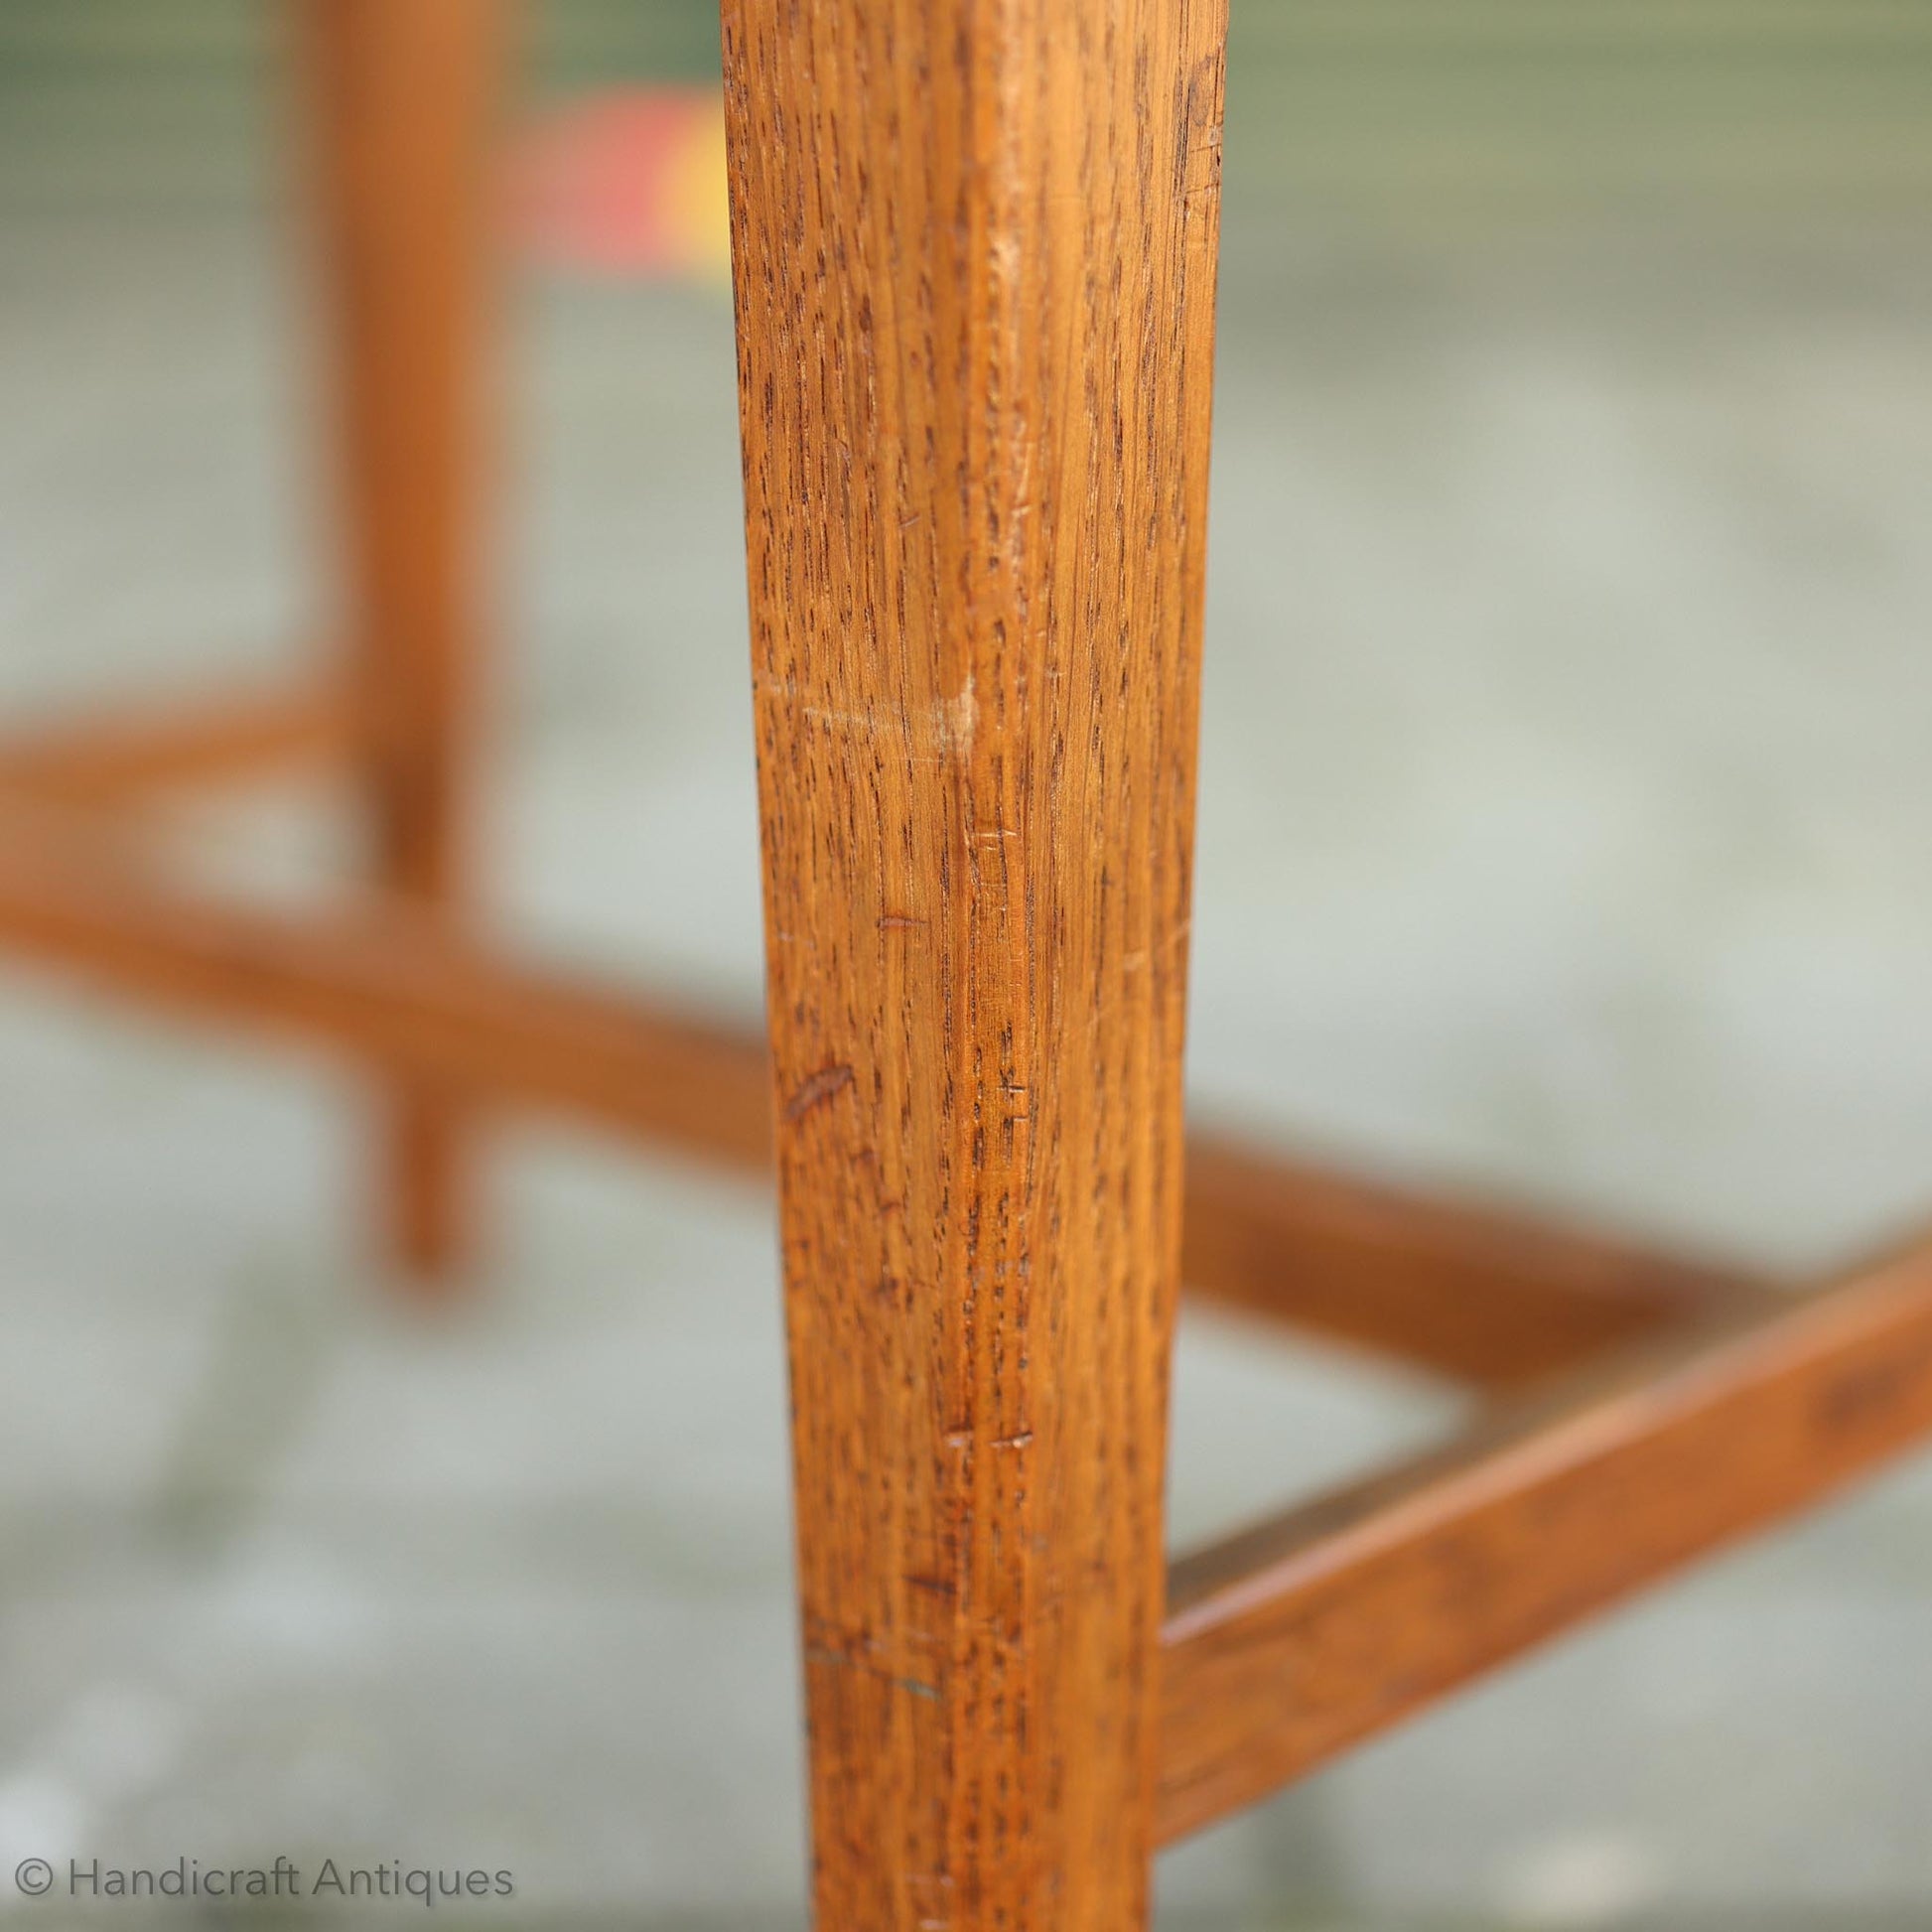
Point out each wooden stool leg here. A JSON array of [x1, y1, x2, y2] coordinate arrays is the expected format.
[[301, 0, 502, 1287], [724, 0, 1226, 1923]]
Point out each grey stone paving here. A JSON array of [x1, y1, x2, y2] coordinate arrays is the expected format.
[[4, 3, 1932, 1926]]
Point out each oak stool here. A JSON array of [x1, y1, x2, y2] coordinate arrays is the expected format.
[[2, 4, 1930, 1928]]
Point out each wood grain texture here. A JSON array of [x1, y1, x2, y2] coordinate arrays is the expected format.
[[723, 0, 1226, 1921], [1182, 1130, 1772, 1389], [301, 0, 502, 1283], [0, 683, 355, 807], [1158, 1237, 1932, 1843]]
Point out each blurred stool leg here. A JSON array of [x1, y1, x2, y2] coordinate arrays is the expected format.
[[300, 0, 505, 1288]]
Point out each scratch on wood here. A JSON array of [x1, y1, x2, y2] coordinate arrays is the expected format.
[[935, 675, 977, 754], [803, 1645, 941, 1702], [782, 1061, 855, 1125]]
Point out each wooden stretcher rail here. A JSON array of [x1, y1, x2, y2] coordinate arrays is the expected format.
[[1182, 1131, 1766, 1388], [0, 683, 357, 806], [0, 803, 1763, 1382], [1156, 1236, 1932, 1843], [0, 801, 773, 1172]]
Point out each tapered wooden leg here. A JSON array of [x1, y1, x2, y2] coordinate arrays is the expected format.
[[724, 0, 1226, 1923], [301, 0, 502, 1287]]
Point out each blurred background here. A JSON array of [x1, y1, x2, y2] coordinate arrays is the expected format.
[[4, 1, 1932, 1925]]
